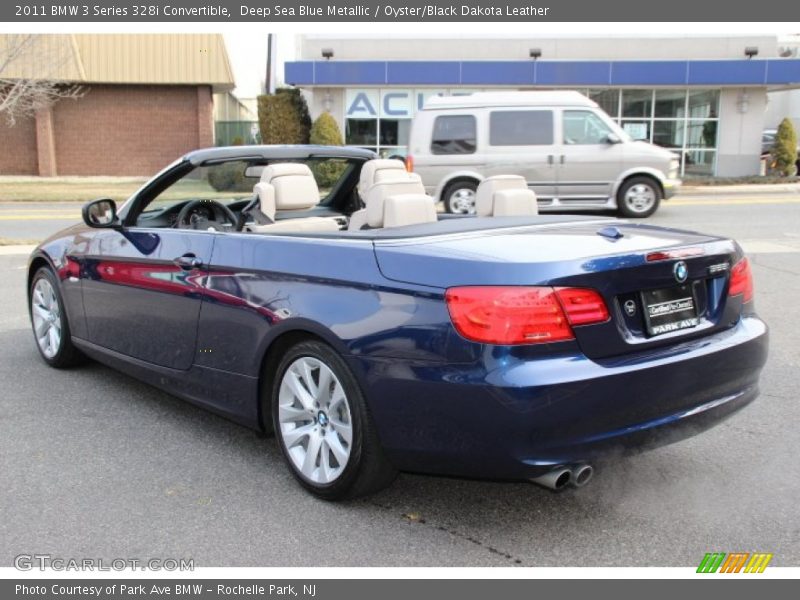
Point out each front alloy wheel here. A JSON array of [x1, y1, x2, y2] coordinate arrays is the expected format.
[[617, 176, 662, 218], [31, 277, 62, 359], [29, 266, 85, 368]]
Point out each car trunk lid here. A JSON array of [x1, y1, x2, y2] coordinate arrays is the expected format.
[[373, 219, 743, 359]]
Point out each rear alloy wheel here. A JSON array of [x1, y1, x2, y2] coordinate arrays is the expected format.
[[29, 266, 85, 368], [617, 176, 662, 218], [443, 180, 478, 214], [272, 340, 396, 499]]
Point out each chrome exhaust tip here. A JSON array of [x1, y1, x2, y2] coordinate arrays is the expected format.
[[530, 468, 572, 491], [570, 464, 594, 488]]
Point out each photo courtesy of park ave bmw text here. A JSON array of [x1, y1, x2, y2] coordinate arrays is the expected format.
[[0, 0, 799, 595]]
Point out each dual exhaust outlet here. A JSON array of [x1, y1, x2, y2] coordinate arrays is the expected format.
[[530, 464, 593, 491]]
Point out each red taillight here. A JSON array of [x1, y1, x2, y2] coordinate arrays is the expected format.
[[729, 257, 754, 303], [555, 287, 610, 326], [405, 155, 414, 172], [445, 286, 608, 345]]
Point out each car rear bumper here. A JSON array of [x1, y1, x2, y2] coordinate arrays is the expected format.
[[349, 315, 768, 480]]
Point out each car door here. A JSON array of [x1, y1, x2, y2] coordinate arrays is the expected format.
[[483, 109, 558, 203], [556, 109, 624, 203], [79, 226, 214, 370]]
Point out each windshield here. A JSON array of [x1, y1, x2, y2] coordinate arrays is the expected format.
[[141, 157, 354, 213]]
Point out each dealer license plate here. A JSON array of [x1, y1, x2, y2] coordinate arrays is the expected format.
[[641, 284, 698, 336]]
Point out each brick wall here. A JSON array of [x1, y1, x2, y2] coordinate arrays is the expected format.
[[0, 115, 39, 175], [1, 84, 216, 176], [53, 84, 207, 176]]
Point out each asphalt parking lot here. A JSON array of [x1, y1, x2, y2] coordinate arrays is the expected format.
[[0, 190, 799, 567]]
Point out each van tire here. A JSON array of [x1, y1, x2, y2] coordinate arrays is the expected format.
[[443, 180, 479, 214], [617, 176, 662, 218]]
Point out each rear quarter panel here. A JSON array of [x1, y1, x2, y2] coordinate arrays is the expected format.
[[194, 233, 470, 379]]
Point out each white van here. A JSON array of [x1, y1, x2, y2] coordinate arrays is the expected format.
[[406, 91, 681, 218]]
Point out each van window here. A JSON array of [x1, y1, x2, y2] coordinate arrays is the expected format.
[[431, 115, 477, 155], [563, 110, 614, 145], [489, 110, 553, 146]]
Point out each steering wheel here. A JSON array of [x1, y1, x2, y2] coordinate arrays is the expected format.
[[175, 199, 239, 231]]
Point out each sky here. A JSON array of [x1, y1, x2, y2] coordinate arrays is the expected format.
[[223, 33, 296, 98]]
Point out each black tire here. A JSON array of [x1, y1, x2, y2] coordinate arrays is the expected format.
[[616, 176, 662, 218], [270, 340, 396, 500], [29, 266, 86, 368], [442, 179, 478, 214]]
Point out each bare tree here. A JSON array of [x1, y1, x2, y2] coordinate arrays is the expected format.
[[0, 34, 83, 126]]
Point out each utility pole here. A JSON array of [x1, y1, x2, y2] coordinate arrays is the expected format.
[[265, 34, 276, 95]]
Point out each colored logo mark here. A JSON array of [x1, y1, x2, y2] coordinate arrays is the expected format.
[[697, 552, 773, 573]]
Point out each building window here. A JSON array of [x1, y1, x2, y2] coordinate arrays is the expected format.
[[345, 119, 377, 152], [490, 110, 554, 145], [622, 90, 653, 119], [587, 89, 619, 118], [431, 115, 477, 155], [583, 88, 720, 175]]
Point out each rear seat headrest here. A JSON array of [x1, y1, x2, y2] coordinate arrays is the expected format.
[[365, 177, 435, 228], [475, 175, 538, 217], [358, 159, 409, 199]]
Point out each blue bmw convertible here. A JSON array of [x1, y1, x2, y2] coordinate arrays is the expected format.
[[27, 146, 768, 499]]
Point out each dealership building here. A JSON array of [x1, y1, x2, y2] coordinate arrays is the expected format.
[[286, 35, 800, 177]]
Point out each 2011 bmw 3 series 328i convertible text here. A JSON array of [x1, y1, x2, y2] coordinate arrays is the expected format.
[[27, 146, 768, 499]]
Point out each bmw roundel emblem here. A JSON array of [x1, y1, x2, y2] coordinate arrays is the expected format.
[[674, 261, 689, 283]]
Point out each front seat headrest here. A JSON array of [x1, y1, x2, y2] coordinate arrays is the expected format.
[[358, 159, 409, 200]]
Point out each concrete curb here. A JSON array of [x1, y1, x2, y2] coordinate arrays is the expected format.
[[680, 184, 800, 195]]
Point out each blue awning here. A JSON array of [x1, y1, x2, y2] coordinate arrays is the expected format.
[[285, 59, 800, 87]]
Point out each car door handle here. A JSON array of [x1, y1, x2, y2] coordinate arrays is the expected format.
[[560, 154, 565, 164], [174, 254, 203, 270], [547, 154, 554, 165]]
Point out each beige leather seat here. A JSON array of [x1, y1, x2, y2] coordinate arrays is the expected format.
[[349, 159, 420, 231], [247, 163, 340, 233], [475, 175, 538, 217], [357, 159, 409, 201], [361, 178, 437, 229]]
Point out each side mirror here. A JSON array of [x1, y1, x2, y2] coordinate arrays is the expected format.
[[605, 133, 622, 144], [82, 198, 119, 228]]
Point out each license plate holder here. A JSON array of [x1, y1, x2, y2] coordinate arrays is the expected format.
[[641, 284, 698, 336]]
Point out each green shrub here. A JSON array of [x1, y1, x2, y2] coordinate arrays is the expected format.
[[206, 162, 252, 192], [310, 111, 344, 146], [309, 112, 347, 188], [257, 88, 311, 145], [771, 118, 798, 177]]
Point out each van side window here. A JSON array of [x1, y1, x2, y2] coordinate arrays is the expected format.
[[431, 115, 477, 155], [489, 110, 553, 146], [563, 110, 614, 145]]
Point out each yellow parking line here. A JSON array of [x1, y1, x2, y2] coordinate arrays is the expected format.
[[0, 214, 80, 220]]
